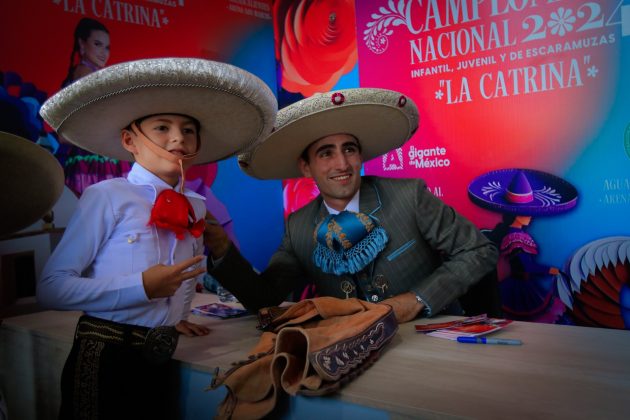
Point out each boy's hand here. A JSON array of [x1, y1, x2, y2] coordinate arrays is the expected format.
[[204, 211, 230, 259], [176, 320, 210, 337], [142, 255, 206, 299]]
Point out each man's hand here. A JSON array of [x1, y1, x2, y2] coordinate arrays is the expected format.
[[176, 320, 210, 337], [203, 211, 231, 259], [380, 291, 423, 324], [142, 255, 206, 299]]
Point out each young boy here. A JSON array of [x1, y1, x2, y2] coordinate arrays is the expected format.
[[38, 58, 276, 419]]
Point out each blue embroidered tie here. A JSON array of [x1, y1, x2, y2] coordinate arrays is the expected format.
[[313, 211, 388, 275]]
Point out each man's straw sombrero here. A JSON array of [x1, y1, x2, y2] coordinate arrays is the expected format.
[[40, 58, 277, 164], [238, 88, 419, 179], [0, 131, 64, 236]]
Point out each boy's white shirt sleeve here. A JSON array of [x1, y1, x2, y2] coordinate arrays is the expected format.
[[38, 185, 148, 312]]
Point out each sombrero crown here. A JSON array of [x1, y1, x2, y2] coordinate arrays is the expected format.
[[40, 58, 277, 164], [238, 88, 419, 179]]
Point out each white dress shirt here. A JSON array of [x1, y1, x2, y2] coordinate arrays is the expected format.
[[323, 189, 360, 215], [38, 163, 206, 328]]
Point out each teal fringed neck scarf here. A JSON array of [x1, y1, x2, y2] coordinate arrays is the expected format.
[[313, 211, 389, 275]]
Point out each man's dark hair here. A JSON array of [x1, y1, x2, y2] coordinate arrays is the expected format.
[[299, 133, 361, 163]]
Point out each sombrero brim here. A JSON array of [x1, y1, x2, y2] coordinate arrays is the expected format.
[[239, 88, 419, 179], [0, 131, 64, 236], [40, 58, 277, 164], [468, 168, 578, 216]]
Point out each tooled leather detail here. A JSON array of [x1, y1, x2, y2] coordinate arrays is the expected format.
[[143, 326, 179, 365], [74, 339, 105, 420], [298, 343, 384, 397], [309, 309, 398, 381]]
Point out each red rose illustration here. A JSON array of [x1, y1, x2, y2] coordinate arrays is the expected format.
[[274, 0, 357, 97], [283, 178, 320, 218]]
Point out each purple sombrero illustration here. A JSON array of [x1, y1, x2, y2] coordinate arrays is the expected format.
[[468, 168, 578, 216]]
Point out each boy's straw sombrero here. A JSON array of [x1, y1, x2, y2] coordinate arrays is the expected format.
[[238, 88, 419, 179], [40, 58, 277, 164], [0, 131, 64, 235]]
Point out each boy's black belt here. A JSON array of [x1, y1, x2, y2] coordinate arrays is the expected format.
[[75, 315, 179, 364]]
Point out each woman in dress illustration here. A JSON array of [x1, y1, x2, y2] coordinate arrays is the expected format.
[[468, 169, 578, 323], [57, 17, 131, 197]]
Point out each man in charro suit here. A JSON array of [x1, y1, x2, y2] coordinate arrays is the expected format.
[[205, 88, 498, 323]]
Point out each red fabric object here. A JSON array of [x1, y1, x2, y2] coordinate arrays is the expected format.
[[148, 189, 205, 240]]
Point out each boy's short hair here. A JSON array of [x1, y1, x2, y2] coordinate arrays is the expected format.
[[124, 113, 201, 133]]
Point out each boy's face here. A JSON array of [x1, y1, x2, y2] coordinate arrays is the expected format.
[[121, 114, 199, 186]]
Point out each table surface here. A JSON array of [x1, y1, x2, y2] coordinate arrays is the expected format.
[[2, 293, 630, 419]]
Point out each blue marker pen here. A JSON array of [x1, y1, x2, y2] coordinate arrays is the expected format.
[[457, 337, 523, 345]]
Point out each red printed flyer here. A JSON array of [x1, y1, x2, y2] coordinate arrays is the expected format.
[[415, 315, 513, 341]]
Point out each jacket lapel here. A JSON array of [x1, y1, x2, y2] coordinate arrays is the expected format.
[[359, 177, 383, 219], [312, 197, 328, 226]]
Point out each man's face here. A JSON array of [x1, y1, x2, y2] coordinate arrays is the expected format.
[[298, 133, 362, 211]]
